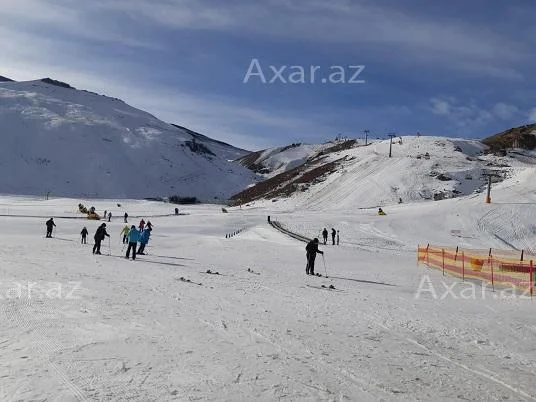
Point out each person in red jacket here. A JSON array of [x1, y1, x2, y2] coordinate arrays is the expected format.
[[139, 219, 145, 231]]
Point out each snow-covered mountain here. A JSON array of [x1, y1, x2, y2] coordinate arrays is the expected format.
[[0, 78, 256, 200], [237, 143, 327, 177], [171, 124, 249, 162], [233, 136, 536, 210]]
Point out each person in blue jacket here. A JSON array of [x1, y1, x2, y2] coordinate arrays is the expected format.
[[125, 225, 140, 260], [137, 227, 152, 255]]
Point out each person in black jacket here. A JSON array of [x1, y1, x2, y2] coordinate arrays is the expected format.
[[331, 228, 336, 245], [305, 238, 324, 275], [45, 218, 56, 238], [92, 223, 110, 255], [322, 228, 328, 245], [80, 227, 88, 244]]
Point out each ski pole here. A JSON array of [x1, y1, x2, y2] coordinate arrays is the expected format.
[[322, 254, 328, 278], [108, 237, 111, 256]]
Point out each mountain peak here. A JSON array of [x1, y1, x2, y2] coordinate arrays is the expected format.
[[40, 78, 74, 89], [0, 78, 255, 199]]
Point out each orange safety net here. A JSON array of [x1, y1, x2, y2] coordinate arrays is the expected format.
[[417, 244, 535, 293]]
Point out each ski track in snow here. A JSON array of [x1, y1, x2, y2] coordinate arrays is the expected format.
[[1, 185, 536, 400]]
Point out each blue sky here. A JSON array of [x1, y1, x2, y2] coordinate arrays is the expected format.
[[1, 0, 536, 150]]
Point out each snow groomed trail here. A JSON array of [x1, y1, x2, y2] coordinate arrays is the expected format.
[[0, 193, 536, 400]]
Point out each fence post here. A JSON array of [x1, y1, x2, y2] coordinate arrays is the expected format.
[[462, 251, 465, 282], [455, 246, 459, 261], [426, 243, 430, 266], [530, 260, 533, 300], [521, 250, 524, 262], [490, 256, 494, 292], [442, 249, 445, 276]]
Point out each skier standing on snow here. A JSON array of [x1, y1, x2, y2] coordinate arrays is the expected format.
[[331, 228, 336, 245], [337, 230, 340, 245], [124, 212, 128, 223], [107, 212, 112, 222], [92, 223, 110, 255], [120, 224, 130, 244], [45, 218, 56, 238], [306, 238, 324, 275], [146, 221, 152, 230], [125, 225, 140, 260], [137, 227, 151, 255], [81, 227, 88, 244], [322, 228, 328, 245], [139, 219, 145, 231]]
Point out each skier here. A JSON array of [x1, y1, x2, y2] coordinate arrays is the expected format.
[[92, 223, 110, 255], [80, 227, 88, 244], [146, 221, 152, 230], [305, 238, 324, 275], [120, 224, 130, 244], [124, 212, 128, 223], [337, 230, 340, 245], [45, 218, 56, 238], [174, 208, 179, 215], [331, 228, 336, 245], [107, 212, 112, 222], [139, 219, 145, 231], [398, 197, 403, 204], [125, 225, 140, 260], [378, 208, 386, 216], [137, 227, 151, 255], [322, 228, 328, 245]]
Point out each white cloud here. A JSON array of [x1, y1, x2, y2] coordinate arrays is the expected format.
[[91, 0, 529, 78], [528, 108, 536, 123], [1, 0, 528, 78], [430, 98, 451, 116], [428, 97, 497, 130], [493, 102, 519, 120]]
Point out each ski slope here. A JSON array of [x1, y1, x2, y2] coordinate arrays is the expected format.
[[248, 136, 536, 212], [245, 143, 324, 177], [2, 163, 536, 401], [0, 79, 255, 200]]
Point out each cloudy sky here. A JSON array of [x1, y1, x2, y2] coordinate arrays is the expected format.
[[1, 0, 535, 150]]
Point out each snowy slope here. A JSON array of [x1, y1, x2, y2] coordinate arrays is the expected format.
[[0, 79, 256, 200], [2, 169, 536, 400], [244, 136, 536, 212], [238, 143, 330, 177], [171, 124, 250, 162]]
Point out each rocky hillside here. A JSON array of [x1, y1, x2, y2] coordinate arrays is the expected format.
[[482, 124, 536, 153]]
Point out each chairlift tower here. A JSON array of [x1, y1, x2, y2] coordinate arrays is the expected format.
[[482, 170, 501, 203], [363, 129, 370, 146], [388, 133, 397, 158]]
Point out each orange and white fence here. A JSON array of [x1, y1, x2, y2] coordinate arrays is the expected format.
[[418, 244, 536, 296]]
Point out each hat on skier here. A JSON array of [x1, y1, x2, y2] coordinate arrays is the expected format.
[[313, 238, 319, 243]]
